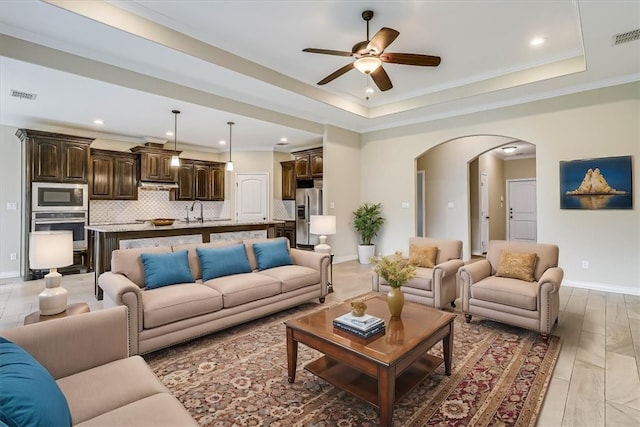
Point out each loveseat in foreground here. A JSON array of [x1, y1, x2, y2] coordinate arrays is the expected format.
[[99, 237, 331, 354], [1, 306, 196, 426]]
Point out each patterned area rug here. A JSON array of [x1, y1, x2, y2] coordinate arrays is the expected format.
[[144, 296, 561, 427]]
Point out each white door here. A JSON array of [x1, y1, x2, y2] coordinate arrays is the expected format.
[[236, 173, 269, 222], [480, 173, 489, 253], [507, 179, 537, 242]]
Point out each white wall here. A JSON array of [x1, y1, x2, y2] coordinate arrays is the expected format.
[[0, 127, 23, 278], [361, 82, 640, 295]]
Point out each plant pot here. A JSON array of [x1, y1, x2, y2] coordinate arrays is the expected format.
[[357, 244, 375, 264], [387, 287, 405, 317]]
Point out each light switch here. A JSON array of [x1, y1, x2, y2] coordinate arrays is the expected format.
[[447, 202, 454, 208], [401, 202, 409, 208], [329, 202, 335, 209], [6, 202, 17, 210]]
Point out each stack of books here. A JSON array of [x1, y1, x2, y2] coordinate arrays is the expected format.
[[333, 312, 385, 338]]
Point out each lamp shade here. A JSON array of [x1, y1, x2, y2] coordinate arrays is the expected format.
[[29, 231, 73, 269], [310, 215, 336, 236]]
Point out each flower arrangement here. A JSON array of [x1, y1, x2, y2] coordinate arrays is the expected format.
[[372, 251, 416, 288]]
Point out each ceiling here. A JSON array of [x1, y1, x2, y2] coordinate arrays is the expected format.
[[0, 1, 638, 154]]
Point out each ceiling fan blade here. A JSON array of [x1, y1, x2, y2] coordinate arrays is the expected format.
[[367, 27, 400, 53], [317, 63, 355, 85], [380, 52, 441, 67], [370, 66, 392, 91], [303, 48, 354, 57]]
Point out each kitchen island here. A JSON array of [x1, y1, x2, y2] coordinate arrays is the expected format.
[[86, 220, 283, 300]]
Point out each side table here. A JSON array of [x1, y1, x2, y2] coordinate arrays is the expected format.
[[24, 302, 90, 325]]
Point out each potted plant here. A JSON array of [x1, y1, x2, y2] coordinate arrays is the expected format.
[[352, 202, 385, 264], [372, 251, 416, 317]]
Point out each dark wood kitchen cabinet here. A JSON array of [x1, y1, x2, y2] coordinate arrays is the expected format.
[[175, 160, 225, 201], [176, 161, 196, 201], [211, 164, 225, 201], [130, 143, 180, 183], [281, 160, 296, 200], [275, 221, 296, 246], [293, 147, 323, 180], [90, 149, 138, 200], [17, 129, 93, 183]]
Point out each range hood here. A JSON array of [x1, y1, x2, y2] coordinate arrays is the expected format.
[[139, 181, 178, 190]]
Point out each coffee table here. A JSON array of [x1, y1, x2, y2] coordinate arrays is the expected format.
[[285, 295, 456, 426]]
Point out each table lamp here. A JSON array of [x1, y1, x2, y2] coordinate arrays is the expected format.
[[29, 231, 73, 315], [310, 215, 336, 254]]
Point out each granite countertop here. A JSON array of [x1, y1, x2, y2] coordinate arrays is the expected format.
[[86, 219, 284, 233]]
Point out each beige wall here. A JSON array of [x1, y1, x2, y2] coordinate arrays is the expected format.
[[479, 153, 506, 242], [505, 157, 536, 180], [0, 127, 23, 278], [361, 82, 640, 294]]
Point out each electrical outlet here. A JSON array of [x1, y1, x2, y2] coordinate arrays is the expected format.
[[581, 260, 589, 269], [10, 252, 17, 261]]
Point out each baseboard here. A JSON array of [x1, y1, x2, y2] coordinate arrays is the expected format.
[[333, 255, 358, 264], [0, 271, 21, 280], [563, 279, 640, 296]]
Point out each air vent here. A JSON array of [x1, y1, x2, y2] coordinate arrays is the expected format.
[[613, 29, 640, 45], [10, 89, 38, 100]]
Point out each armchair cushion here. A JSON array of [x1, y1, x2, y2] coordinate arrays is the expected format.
[[408, 245, 438, 268], [470, 276, 539, 310], [495, 251, 537, 282]]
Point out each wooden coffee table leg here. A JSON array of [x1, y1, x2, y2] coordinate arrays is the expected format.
[[443, 323, 454, 376], [286, 327, 298, 383], [378, 365, 395, 427]]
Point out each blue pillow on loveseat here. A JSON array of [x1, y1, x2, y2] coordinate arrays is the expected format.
[[140, 250, 194, 289], [253, 239, 293, 271], [0, 337, 72, 427], [197, 243, 252, 280]]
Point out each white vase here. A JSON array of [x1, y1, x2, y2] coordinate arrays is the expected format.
[[357, 244, 375, 264]]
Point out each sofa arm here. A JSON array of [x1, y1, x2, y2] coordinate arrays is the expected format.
[[1, 306, 129, 380], [538, 267, 564, 294], [434, 259, 465, 278], [290, 249, 331, 288], [458, 260, 492, 312], [99, 272, 144, 355]]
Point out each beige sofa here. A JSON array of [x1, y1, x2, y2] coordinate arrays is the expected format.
[[458, 240, 563, 340], [1, 306, 197, 426], [99, 237, 330, 354], [371, 237, 464, 308]]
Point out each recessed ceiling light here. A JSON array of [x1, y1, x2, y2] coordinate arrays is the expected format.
[[502, 146, 517, 153], [166, 131, 173, 136], [93, 119, 103, 125], [219, 140, 226, 145], [280, 137, 288, 143], [530, 37, 545, 47]]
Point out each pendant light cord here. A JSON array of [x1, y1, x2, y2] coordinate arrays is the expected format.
[[172, 109, 180, 151], [227, 121, 234, 162]]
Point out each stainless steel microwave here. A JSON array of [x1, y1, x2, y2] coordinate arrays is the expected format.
[[32, 182, 88, 211]]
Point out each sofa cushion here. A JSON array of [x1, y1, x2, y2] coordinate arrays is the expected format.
[[197, 244, 252, 281], [173, 240, 241, 280], [253, 239, 293, 270], [495, 251, 537, 282], [142, 284, 223, 329], [0, 337, 72, 427], [141, 250, 195, 289], [111, 246, 172, 288], [204, 273, 281, 308], [256, 265, 320, 292], [56, 355, 169, 425], [408, 244, 438, 268], [471, 276, 538, 310], [244, 237, 289, 270]]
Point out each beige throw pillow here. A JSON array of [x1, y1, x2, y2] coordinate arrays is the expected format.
[[408, 245, 438, 268], [495, 251, 537, 282]]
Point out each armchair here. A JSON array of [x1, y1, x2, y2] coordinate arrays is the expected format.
[[372, 237, 464, 309], [458, 240, 563, 340]]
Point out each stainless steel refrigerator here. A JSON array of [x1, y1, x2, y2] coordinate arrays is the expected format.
[[296, 183, 322, 248]]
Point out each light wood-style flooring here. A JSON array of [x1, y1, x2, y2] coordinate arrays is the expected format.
[[1, 260, 639, 426]]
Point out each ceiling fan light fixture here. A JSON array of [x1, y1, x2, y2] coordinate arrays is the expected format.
[[502, 146, 517, 153], [354, 56, 382, 74]]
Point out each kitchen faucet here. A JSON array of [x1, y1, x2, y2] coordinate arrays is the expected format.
[[190, 200, 204, 223], [184, 206, 190, 223]]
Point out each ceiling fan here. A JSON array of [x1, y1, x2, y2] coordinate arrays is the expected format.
[[303, 10, 441, 92]]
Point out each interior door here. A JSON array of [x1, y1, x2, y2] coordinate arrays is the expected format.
[[480, 172, 489, 253], [507, 179, 537, 242], [236, 173, 269, 222]]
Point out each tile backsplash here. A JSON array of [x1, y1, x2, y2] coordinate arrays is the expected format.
[[89, 190, 229, 224]]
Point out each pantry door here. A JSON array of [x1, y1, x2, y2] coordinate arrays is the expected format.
[[236, 173, 269, 222]]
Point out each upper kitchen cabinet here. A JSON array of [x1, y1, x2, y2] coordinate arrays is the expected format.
[[90, 149, 138, 200], [293, 148, 323, 180], [175, 159, 225, 201], [130, 143, 180, 183], [211, 163, 225, 201], [281, 160, 296, 200], [17, 129, 93, 183]]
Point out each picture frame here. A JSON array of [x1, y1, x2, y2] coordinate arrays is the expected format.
[[559, 155, 632, 209]]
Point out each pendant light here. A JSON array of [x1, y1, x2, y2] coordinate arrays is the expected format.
[[226, 121, 234, 171], [170, 109, 180, 167]]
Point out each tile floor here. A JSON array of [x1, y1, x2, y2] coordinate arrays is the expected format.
[[1, 260, 639, 427]]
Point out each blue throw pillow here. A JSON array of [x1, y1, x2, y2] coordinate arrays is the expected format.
[[253, 239, 293, 271], [140, 250, 194, 290], [0, 337, 72, 427], [197, 244, 252, 281]]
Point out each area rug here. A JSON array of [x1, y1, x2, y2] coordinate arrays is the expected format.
[[144, 295, 561, 427]]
